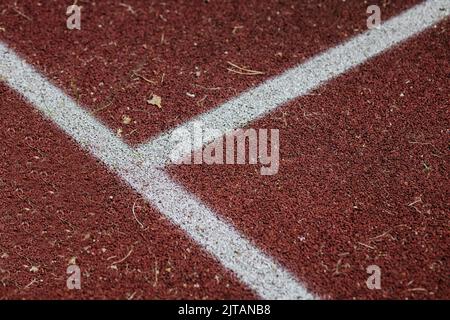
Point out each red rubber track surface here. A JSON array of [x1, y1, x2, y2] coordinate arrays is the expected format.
[[0, 0, 448, 300], [169, 20, 450, 299], [0, 85, 254, 299], [0, 0, 421, 144]]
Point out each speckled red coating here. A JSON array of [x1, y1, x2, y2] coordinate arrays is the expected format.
[[0, 84, 255, 299], [169, 20, 450, 299], [0, 0, 446, 300], [0, 0, 422, 144]]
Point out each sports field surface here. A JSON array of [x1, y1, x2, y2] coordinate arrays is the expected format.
[[0, 0, 448, 299]]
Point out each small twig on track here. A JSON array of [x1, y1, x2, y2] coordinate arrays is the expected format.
[[132, 70, 156, 84], [111, 248, 133, 267], [192, 84, 222, 91], [132, 200, 145, 229], [226, 61, 265, 76], [12, 6, 32, 21]]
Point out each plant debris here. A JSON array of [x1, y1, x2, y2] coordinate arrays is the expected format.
[[226, 61, 265, 76], [147, 94, 162, 109], [122, 115, 132, 125]]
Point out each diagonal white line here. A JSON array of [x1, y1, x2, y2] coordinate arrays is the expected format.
[[0, 44, 313, 300], [135, 0, 450, 166], [0, 0, 448, 300], [123, 168, 314, 299]]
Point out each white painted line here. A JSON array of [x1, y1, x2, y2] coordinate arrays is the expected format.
[[123, 168, 314, 299], [135, 0, 450, 166], [0, 42, 314, 300], [0, 44, 132, 171], [1, 0, 448, 300]]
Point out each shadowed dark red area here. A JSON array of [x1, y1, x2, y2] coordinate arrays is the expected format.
[[169, 20, 450, 299], [0, 0, 422, 144], [0, 84, 255, 299]]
